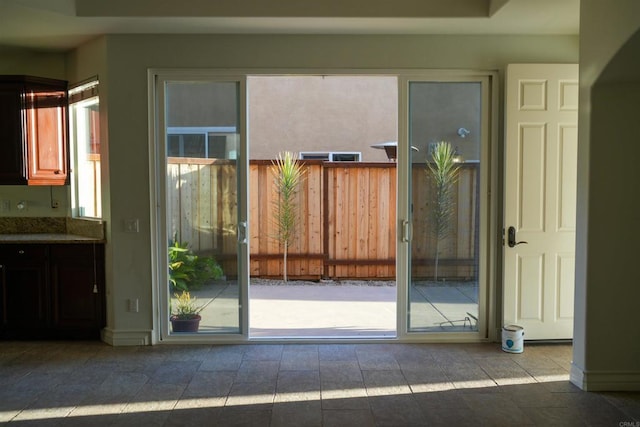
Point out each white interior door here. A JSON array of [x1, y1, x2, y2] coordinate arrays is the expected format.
[[503, 63, 578, 340]]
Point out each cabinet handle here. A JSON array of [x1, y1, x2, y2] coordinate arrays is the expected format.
[[54, 170, 61, 175]]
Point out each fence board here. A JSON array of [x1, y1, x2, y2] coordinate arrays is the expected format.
[[410, 163, 478, 279], [322, 163, 397, 279], [367, 168, 379, 278], [167, 159, 478, 280]]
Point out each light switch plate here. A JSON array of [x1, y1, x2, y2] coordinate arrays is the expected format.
[[124, 218, 139, 233]]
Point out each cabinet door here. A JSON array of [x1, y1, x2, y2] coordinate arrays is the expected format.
[[25, 88, 68, 185], [50, 244, 104, 338], [0, 84, 27, 184], [0, 76, 68, 186], [0, 246, 48, 338]]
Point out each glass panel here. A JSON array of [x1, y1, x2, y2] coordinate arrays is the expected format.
[[70, 97, 101, 218], [181, 134, 206, 157], [167, 135, 182, 157], [408, 82, 480, 332], [208, 134, 232, 159], [165, 81, 241, 335]]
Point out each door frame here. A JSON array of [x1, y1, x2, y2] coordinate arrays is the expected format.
[[148, 68, 499, 344]]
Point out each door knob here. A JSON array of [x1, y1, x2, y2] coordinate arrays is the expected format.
[[507, 226, 528, 248]]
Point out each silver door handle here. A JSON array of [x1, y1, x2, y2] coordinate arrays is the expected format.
[[238, 221, 248, 244], [401, 220, 411, 242]]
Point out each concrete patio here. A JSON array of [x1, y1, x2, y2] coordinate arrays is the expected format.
[[184, 280, 479, 338]]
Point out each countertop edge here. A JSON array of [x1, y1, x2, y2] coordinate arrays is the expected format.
[[0, 234, 106, 244]]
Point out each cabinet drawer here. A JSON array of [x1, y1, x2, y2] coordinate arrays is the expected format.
[[50, 243, 97, 260], [0, 245, 47, 259]]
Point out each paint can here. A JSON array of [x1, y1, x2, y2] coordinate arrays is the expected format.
[[502, 324, 524, 353]]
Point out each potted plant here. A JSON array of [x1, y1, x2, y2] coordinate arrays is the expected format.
[[170, 291, 203, 332]]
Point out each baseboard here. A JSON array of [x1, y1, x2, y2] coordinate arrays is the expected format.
[[101, 328, 152, 346], [571, 363, 640, 391]]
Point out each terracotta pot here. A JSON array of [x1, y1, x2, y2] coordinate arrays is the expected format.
[[170, 314, 201, 332]]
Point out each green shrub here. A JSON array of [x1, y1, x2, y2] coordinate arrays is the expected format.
[[168, 238, 223, 291]]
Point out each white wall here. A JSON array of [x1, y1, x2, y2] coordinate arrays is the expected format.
[[0, 47, 66, 77], [573, 0, 640, 391], [65, 36, 120, 335], [0, 33, 579, 345], [91, 33, 578, 345]]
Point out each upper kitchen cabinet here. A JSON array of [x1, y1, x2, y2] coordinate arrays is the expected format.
[[0, 76, 69, 185]]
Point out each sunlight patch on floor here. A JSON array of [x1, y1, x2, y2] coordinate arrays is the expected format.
[[2, 373, 574, 422]]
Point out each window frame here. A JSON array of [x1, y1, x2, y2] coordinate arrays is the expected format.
[[69, 79, 101, 219]]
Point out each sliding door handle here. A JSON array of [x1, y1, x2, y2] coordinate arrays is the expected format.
[[238, 221, 248, 245], [401, 220, 411, 243]]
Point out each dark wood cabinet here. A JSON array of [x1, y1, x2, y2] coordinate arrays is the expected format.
[[0, 243, 105, 339], [50, 244, 105, 336], [0, 246, 48, 338], [0, 76, 68, 185], [0, 83, 25, 184]]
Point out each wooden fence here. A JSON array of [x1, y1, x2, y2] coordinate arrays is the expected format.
[[411, 162, 479, 279], [167, 158, 478, 280]]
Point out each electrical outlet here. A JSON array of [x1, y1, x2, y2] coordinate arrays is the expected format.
[[0, 200, 10, 212], [51, 199, 60, 209], [128, 298, 139, 313]]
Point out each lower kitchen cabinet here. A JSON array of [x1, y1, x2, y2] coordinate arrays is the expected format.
[[0, 245, 48, 337], [0, 243, 105, 339]]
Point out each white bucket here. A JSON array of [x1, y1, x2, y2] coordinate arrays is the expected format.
[[502, 325, 524, 353]]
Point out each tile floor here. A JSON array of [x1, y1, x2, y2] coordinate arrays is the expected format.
[[1, 341, 639, 426]]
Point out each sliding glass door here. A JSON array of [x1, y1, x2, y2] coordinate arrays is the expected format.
[[151, 70, 493, 342], [155, 74, 248, 340], [399, 75, 492, 339]]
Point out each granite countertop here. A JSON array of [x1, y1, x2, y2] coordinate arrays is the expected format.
[[0, 217, 106, 243], [0, 233, 105, 244]]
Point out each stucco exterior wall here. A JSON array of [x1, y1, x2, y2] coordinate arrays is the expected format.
[[248, 76, 396, 162]]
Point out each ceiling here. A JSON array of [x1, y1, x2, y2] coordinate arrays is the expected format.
[[0, 0, 579, 52]]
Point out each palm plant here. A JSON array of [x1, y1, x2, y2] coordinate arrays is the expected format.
[[271, 151, 306, 281], [427, 141, 460, 281]]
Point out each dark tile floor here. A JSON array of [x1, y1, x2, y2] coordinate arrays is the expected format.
[[1, 341, 639, 426]]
